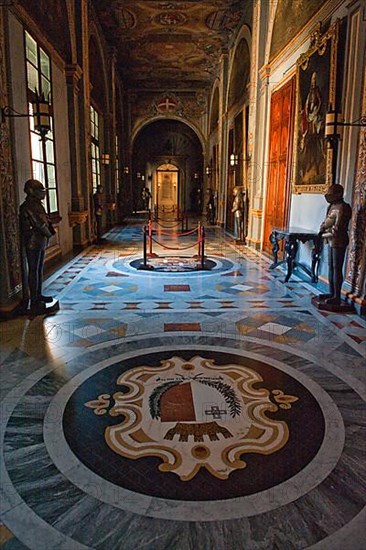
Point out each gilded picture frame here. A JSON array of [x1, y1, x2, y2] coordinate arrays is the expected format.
[[292, 21, 339, 194]]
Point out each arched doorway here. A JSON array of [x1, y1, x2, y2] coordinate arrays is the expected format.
[[131, 120, 203, 215], [155, 163, 179, 211]]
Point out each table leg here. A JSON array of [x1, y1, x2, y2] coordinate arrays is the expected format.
[[284, 236, 298, 282], [311, 236, 322, 283], [269, 231, 279, 269]]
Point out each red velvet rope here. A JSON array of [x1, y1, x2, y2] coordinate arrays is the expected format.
[[150, 235, 204, 250], [152, 227, 198, 237], [154, 221, 181, 229]]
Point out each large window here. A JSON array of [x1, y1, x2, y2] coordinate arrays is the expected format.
[[90, 105, 101, 193], [25, 31, 58, 215]]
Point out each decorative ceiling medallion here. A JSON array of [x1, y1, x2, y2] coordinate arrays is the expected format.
[[155, 11, 187, 26], [113, 8, 135, 29], [85, 355, 298, 481], [206, 9, 242, 32]]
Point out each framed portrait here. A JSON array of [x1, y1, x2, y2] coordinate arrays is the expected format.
[[293, 21, 340, 194]]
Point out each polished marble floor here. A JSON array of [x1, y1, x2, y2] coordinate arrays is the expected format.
[[0, 220, 365, 549]]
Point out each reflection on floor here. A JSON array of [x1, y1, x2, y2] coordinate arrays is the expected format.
[[1, 221, 365, 549]]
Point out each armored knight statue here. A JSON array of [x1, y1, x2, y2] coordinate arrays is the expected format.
[[19, 179, 55, 315], [141, 186, 152, 211], [93, 185, 104, 244], [206, 188, 216, 224], [318, 184, 352, 307], [232, 187, 245, 241]]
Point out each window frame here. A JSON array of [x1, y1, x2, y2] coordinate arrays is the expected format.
[[90, 104, 101, 194], [24, 30, 59, 218]]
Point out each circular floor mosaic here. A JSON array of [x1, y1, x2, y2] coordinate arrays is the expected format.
[[129, 256, 217, 272], [112, 255, 236, 276], [63, 349, 325, 501]]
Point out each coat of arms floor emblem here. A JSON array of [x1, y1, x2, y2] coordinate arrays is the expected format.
[[85, 355, 298, 480]]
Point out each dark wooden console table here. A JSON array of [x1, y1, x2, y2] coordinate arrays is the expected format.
[[269, 227, 322, 283]]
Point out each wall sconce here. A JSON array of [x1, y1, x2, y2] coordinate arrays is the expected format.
[[141, 175, 145, 182], [205, 165, 212, 177], [230, 153, 239, 167], [325, 109, 366, 141], [123, 166, 129, 174], [1, 90, 51, 140], [230, 152, 251, 167], [136, 172, 141, 179], [194, 172, 199, 180], [100, 153, 110, 165]]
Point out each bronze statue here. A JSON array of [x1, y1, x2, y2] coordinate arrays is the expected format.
[[93, 185, 104, 243], [318, 184, 352, 306], [19, 179, 55, 315]]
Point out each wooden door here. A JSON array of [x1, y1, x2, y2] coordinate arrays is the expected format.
[[263, 77, 295, 255]]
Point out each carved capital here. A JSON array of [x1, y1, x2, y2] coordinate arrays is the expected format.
[[68, 210, 88, 227], [259, 64, 271, 83], [65, 64, 83, 91]]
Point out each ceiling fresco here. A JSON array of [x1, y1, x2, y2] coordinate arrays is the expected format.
[[92, 1, 253, 90]]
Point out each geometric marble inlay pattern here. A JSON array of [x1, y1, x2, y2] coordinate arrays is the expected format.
[[1, 222, 365, 550]]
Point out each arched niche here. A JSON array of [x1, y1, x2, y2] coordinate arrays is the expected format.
[[228, 38, 250, 111], [131, 119, 204, 214]]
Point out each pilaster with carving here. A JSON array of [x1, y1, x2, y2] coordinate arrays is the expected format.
[[75, 0, 92, 246], [107, 46, 117, 225], [246, 0, 269, 248], [218, 53, 229, 226], [346, 50, 366, 312], [0, 7, 22, 312]]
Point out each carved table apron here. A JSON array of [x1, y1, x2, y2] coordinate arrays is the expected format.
[[269, 227, 322, 283]]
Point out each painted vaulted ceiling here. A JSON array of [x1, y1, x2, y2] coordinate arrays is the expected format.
[[91, 0, 253, 91]]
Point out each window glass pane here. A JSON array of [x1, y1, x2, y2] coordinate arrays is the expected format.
[[30, 132, 43, 161], [45, 139, 54, 163], [27, 62, 38, 92], [48, 188, 58, 213], [47, 164, 56, 187], [40, 49, 50, 78], [25, 32, 38, 66], [28, 103, 35, 131], [41, 76, 51, 100], [32, 161, 45, 184]]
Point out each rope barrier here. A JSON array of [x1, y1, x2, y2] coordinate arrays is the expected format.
[[151, 227, 198, 238], [153, 221, 181, 229], [143, 218, 206, 266], [150, 235, 204, 251]]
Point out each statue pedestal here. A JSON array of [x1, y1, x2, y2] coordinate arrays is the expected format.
[[311, 296, 355, 313], [28, 299, 60, 318]]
